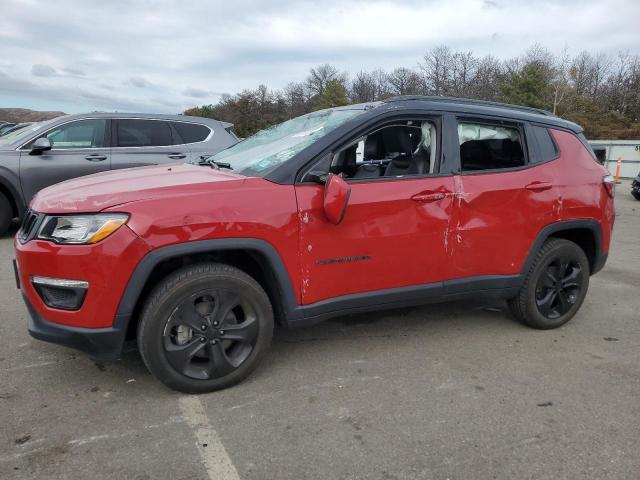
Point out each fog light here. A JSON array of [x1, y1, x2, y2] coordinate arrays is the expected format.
[[31, 276, 89, 310]]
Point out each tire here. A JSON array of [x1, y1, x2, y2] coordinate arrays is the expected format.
[[0, 192, 12, 236], [632, 190, 640, 201], [137, 263, 274, 393], [508, 238, 590, 330]]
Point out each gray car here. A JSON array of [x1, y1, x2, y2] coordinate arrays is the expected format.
[[0, 112, 238, 234]]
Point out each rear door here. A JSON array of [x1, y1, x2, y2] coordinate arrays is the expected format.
[[111, 118, 188, 169], [19, 118, 111, 202], [449, 118, 559, 279]]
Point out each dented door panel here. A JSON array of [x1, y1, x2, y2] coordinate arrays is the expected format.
[[295, 177, 455, 305], [449, 164, 560, 279]]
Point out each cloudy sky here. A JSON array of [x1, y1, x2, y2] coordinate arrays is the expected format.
[[1, 0, 639, 114]]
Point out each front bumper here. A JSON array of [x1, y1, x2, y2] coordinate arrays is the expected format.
[[24, 293, 127, 360], [15, 222, 151, 358], [14, 224, 150, 329]]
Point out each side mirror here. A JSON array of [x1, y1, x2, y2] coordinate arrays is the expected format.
[[30, 137, 52, 155], [323, 174, 351, 225]]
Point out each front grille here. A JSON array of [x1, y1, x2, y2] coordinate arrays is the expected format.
[[18, 210, 43, 243]]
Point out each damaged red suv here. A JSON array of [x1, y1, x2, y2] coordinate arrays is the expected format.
[[14, 97, 615, 392]]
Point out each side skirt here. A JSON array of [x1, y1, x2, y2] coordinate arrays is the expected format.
[[289, 274, 522, 328]]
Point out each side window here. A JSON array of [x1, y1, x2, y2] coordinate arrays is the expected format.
[[172, 122, 211, 144], [26, 119, 107, 150], [116, 119, 172, 147], [308, 119, 438, 181], [458, 122, 525, 171], [530, 125, 558, 164]]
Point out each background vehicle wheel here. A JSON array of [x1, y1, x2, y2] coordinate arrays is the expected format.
[[508, 238, 590, 329], [632, 191, 640, 201], [0, 192, 13, 236], [137, 263, 274, 393]]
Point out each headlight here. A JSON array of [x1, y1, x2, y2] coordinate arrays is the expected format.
[[37, 214, 129, 244]]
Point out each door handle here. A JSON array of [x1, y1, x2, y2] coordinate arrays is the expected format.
[[168, 153, 186, 159], [525, 181, 552, 192], [411, 191, 448, 202], [85, 154, 107, 162]]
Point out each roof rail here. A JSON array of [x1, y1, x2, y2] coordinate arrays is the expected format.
[[384, 95, 554, 117]]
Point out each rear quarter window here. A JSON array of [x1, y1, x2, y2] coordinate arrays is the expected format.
[[530, 126, 559, 164], [172, 122, 211, 144]]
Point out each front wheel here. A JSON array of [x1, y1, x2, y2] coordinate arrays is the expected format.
[[508, 238, 590, 329], [137, 263, 274, 393]]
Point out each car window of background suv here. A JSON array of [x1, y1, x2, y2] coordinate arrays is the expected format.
[[116, 119, 172, 147]]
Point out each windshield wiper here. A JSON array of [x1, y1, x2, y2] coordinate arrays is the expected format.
[[199, 155, 233, 170]]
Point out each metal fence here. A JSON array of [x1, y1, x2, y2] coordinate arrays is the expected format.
[[589, 140, 640, 179]]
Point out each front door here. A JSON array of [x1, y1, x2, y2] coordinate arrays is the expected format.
[[294, 118, 455, 305], [19, 118, 111, 202]]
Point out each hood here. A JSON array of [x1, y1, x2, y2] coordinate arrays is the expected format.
[[31, 163, 246, 213]]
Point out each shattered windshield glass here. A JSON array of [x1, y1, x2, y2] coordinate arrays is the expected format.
[[208, 108, 365, 176]]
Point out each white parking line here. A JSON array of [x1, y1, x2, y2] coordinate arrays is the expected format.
[[178, 395, 240, 480], [1, 360, 59, 372]]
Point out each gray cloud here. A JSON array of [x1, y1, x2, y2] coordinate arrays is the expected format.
[[182, 87, 212, 98], [126, 76, 152, 88], [1, 0, 638, 114], [31, 64, 57, 77], [61, 66, 86, 77]]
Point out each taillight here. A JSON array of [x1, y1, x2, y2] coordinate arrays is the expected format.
[[603, 175, 616, 198]]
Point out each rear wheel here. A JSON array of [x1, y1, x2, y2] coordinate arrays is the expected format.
[[508, 238, 589, 329], [0, 192, 13, 236], [137, 263, 274, 393]]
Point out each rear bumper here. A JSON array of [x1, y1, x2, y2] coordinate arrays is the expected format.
[[24, 293, 127, 360]]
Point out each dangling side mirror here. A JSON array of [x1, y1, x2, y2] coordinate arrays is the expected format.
[[323, 174, 351, 225], [30, 137, 52, 156]]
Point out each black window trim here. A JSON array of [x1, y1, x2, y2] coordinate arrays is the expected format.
[[17, 117, 111, 151], [296, 114, 448, 185], [454, 115, 532, 176], [529, 122, 561, 165]]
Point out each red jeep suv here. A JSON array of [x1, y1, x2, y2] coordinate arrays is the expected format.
[[14, 97, 615, 393]]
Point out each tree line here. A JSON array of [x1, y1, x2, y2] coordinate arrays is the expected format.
[[185, 45, 640, 139]]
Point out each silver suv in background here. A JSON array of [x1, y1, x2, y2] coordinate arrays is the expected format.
[[0, 112, 238, 234]]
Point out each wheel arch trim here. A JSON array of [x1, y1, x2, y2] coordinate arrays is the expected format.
[[0, 174, 26, 218], [521, 219, 605, 275], [113, 238, 303, 332]]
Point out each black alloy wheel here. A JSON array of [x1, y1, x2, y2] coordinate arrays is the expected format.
[[534, 258, 584, 319], [508, 238, 590, 329], [163, 289, 259, 380], [137, 263, 273, 393]]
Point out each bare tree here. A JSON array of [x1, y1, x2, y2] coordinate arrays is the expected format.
[[420, 45, 454, 95], [387, 67, 423, 96], [551, 48, 572, 114], [350, 71, 378, 103], [470, 55, 502, 100], [306, 64, 345, 96], [449, 51, 478, 97], [186, 45, 640, 140]]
